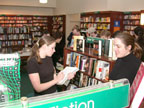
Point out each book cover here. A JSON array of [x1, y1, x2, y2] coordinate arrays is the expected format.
[[73, 36, 84, 51], [95, 60, 103, 79], [79, 73, 83, 87], [103, 39, 110, 57], [101, 61, 110, 80], [87, 58, 93, 75], [66, 53, 71, 65], [76, 38, 85, 52], [82, 74, 88, 87]]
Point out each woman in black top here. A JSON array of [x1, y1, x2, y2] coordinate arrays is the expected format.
[[27, 36, 74, 96], [109, 32, 142, 85]]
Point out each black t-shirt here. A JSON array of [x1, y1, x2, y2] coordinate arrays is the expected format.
[[109, 53, 141, 85], [27, 56, 56, 95]]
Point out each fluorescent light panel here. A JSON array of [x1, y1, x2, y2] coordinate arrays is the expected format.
[[140, 13, 144, 25], [39, 0, 47, 3]]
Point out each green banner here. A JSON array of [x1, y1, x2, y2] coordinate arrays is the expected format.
[[3, 79, 129, 108]]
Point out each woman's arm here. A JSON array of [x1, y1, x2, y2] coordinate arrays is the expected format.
[[29, 72, 64, 93]]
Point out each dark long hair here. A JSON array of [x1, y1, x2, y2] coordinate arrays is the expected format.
[[114, 32, 142, 59], [28, 35, 55, 63]]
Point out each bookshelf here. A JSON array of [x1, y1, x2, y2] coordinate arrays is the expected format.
[[31, 16, 49, 43], [0, 15, 66, 53], [51, 15, 66, 35], [0, 15, 33, 53], [63, 47, 115, 87], [123, 11, 141, 35], [80, 11, 123, 35]]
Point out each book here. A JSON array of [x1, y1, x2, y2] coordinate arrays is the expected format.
[[79, 73, 83, 87], [82, 74, 88, 87], [103, 39, 110, 57], [66, 53, 71, 65], [57, 66, 79, 85], [76, 38, 85, 52], [73, 36, 84, 51], [86, 37, 105, 56], [101, 61, 110, 80], [80, 56, 90, 72]]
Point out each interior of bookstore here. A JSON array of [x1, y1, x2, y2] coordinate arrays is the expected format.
[[0, 0, 144, 108]]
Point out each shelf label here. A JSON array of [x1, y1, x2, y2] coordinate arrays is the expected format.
[[123, 12, 131, 14], [94, 11, 100, 14], [0, 14, 6, 16]]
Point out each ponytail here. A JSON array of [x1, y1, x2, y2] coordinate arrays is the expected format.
[[28, 42, 42, 64], [133, 42, 143, 59], [27, 36, 55, 64]]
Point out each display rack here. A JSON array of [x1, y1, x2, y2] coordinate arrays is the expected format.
[[31, 16, 49, 43], [51, 15, 66, 35], [80, 11, 123, 35], [63, 47, 115, 87], [123, 11, 140, 35], [0, 14, 66, 53], [0, 15, 32, 53]]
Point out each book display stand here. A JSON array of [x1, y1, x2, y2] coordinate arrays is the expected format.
[[63, 47, 115, 87]]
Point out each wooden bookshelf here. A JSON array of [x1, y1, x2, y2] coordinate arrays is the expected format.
[[80, 11, 123, 35], [51, 15, 66, 36], [0, 15, 66, 53], [64, 47, 115, 71], [123, 11, 140, 35], [63, 47, 115, 87], [0, 15, 33, 53]]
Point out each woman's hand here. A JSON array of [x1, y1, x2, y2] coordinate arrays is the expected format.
[[67, 72, 76, 80], [55, 72, 64, 83]]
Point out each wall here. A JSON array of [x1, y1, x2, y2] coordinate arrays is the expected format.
[[0, 0, 56, 15], [66, 13, 80, 45], [0, 0, 56, 8], [54, 0, 108, 15], [107, 0, 144, 11], [0, 6, 54, 15], [54, 0, 144, 45], [54, 0, 144, 14]]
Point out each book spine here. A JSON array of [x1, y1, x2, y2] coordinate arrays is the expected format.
[[108, 39, 113, 58], [98, 40, 102, 56]]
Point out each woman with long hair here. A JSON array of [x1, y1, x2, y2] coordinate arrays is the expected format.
[[27, 35, 74, 96], [109, 32, 142, 85]]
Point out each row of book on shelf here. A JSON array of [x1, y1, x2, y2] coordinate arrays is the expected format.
[[123, 14, 140, 19], [71, 72, 102, 88], [80, 23, 110, 30], [124, 25, 138, 30], [81, 17, 111, 22], [123, 20, 140, 25], [0, 40, 29, 46], [66, 52, 110, 87], [0, 48, 13, 53], [71, 36, 117, 60], [0, 26, 30, 34], [0, 34, 31, 40]]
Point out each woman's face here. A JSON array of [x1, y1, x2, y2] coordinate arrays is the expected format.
[[45, 42, 56, 57], [114, 38, 131, 58], [73, 29, 79, 36]]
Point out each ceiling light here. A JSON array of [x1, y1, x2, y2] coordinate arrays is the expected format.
[[39, 0, 47, 4]]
